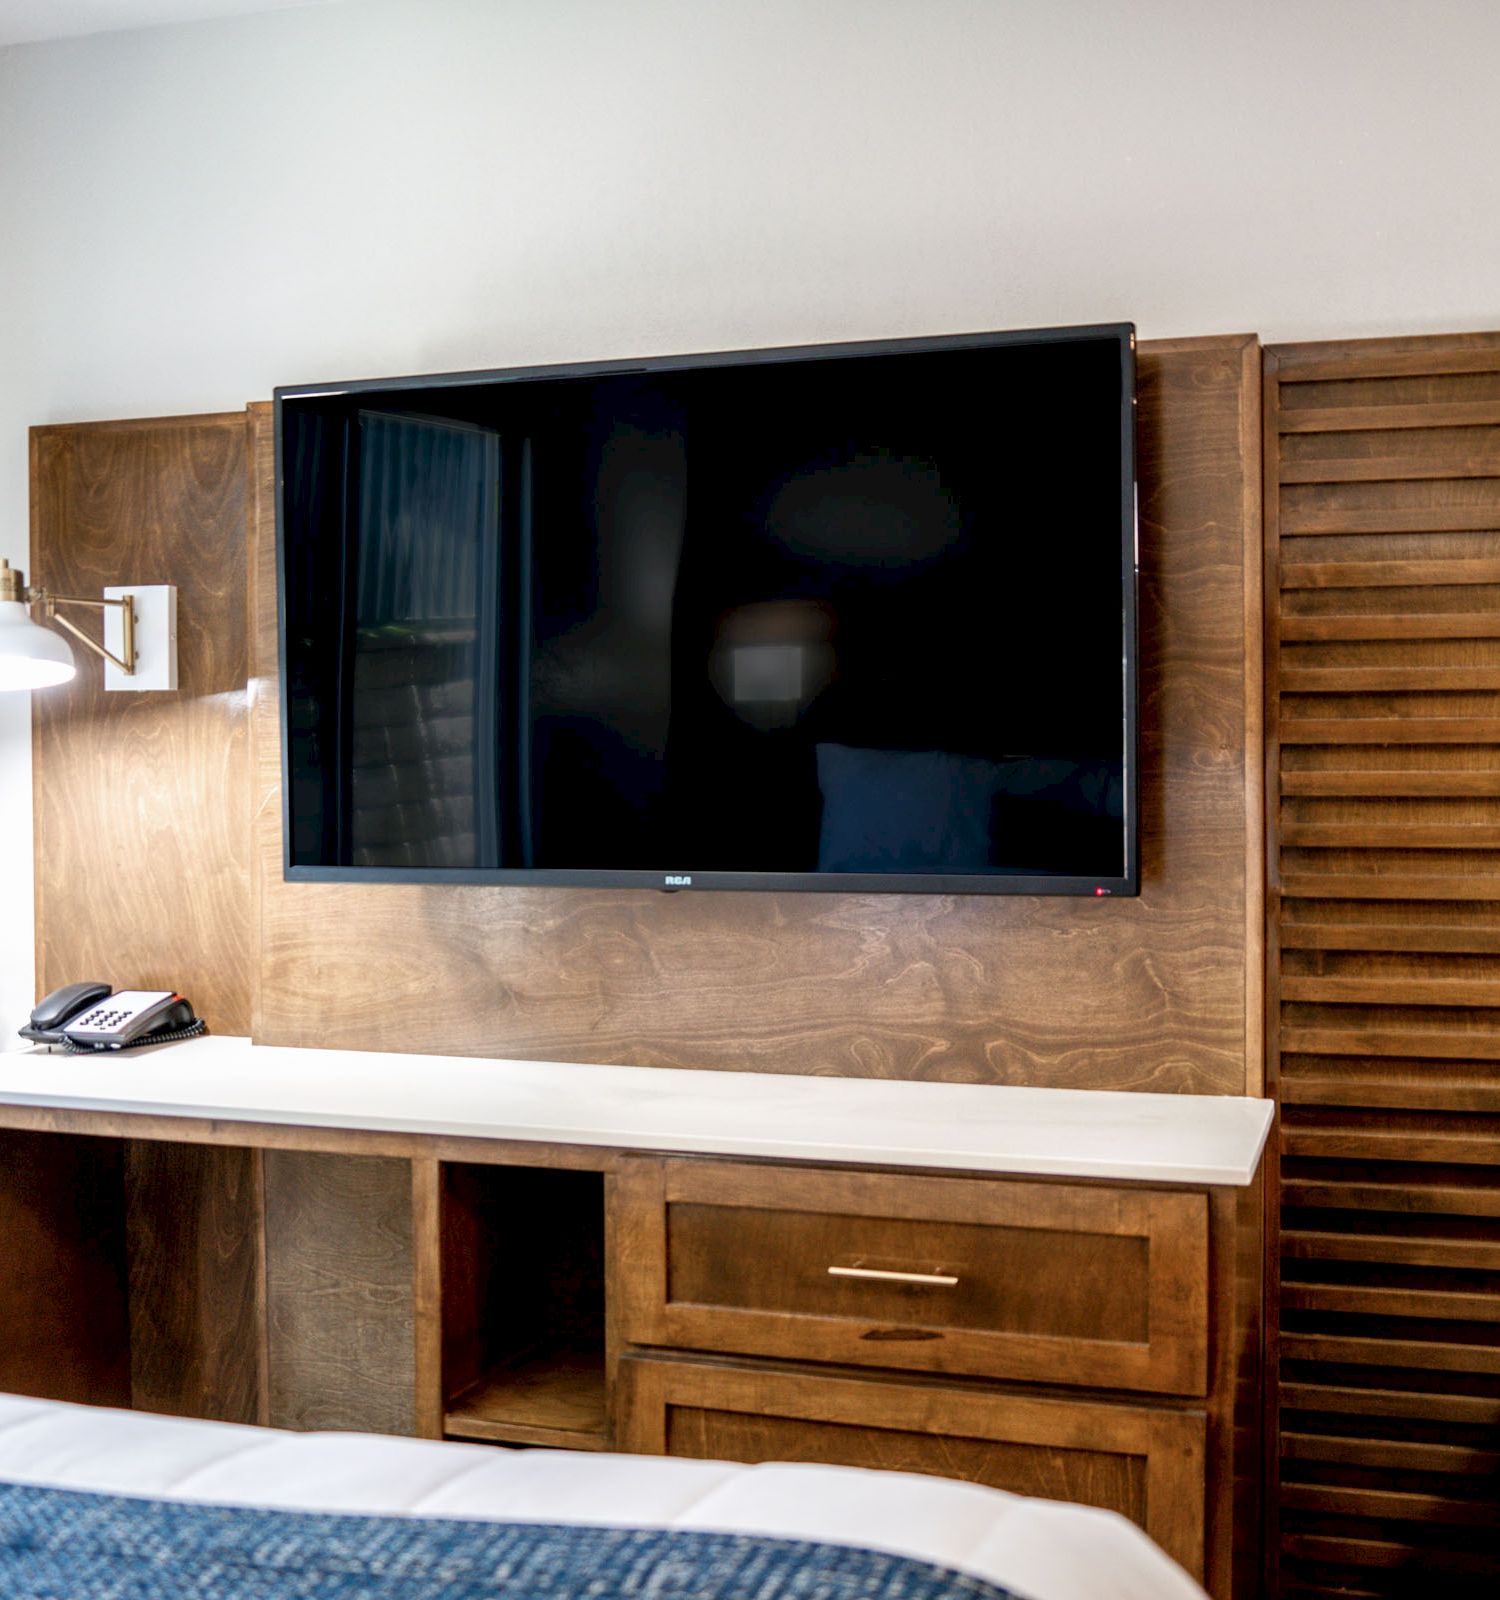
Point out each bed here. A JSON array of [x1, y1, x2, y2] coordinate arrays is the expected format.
[[0, 1393, 1205, 1600]]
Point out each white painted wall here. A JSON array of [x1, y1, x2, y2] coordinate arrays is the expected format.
[[3, 0, 1499, 1041], [0, 1, 341, 49]]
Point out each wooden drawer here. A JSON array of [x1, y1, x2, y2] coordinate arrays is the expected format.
[[618, 1355, 1206, 1580], [616, 1158, 1208, 1395]]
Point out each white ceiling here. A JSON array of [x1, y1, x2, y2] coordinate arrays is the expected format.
[[0, 0, 342, 47]]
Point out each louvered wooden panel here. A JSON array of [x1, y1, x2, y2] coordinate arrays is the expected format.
[[1265, 334, 1500, 1597]]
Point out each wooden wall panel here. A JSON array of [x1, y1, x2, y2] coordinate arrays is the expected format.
[[249, 335, 1263, 1093], [31, 413, 251, 1034], [262, 1150, 415, 1434], [1265, 333, 1500, 1594], [124, 1142, 265, 1424]]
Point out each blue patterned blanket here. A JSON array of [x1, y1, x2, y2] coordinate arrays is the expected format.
[[0, 1482, 1023, 1600]]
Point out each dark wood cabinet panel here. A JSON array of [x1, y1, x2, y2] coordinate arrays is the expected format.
[[262, 1150, 415, 1435], [618, 1157, 1209, 1394], [124, 1142, 264, 1424], [670, 1204, 1149, 1339], [0, 1130, 128, 1407], [674, 1405, 1149, 1523], [618, 1356, 1206, 1581]]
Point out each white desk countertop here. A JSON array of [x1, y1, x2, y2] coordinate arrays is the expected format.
[[0, 1035, 1272, 1186]]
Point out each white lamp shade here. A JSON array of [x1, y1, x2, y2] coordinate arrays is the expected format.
[[0, 598, 76, 690]]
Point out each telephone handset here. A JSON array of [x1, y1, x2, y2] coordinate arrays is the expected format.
[[20, 983, 206, 1051]]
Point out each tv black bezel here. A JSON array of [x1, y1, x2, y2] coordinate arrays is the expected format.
[[274, 321, 1139, 897]]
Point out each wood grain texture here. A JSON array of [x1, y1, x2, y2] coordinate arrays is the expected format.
[[411, 1157, 444, 1439], [445, 1351, 608, 1449], [439, 1163, 607, 1448], [0, 1130, 129, 1406], [250, 341, 1262, 1094], [1210, 1175, 1266, 1600], [616, 1157, 1208, 1394], [31, 413, 251, 1035], [245, 402, 273, 1045], [262, 1150, 415, 1434], [1264, 331, 1500, 1594], [1258, 382, 1283, 1599], [0, 1095, 619, 1167], [617, 1357, 1207, 1580], [1240, 333, 1268, 1102], [124, 1141, 263, 1423]]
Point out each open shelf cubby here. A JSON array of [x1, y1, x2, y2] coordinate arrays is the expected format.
[[439, 1163, 608, 1451]]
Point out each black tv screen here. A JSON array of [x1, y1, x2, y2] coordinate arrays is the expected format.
[[276, 324, 1138, 895]]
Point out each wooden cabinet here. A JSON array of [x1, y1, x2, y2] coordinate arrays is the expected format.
[[0, 1093, 1263, 1600], [616, 1158, 1209, 1394], [617, 1357, 1207, 1579], [613, 1154, 1259, 1598]]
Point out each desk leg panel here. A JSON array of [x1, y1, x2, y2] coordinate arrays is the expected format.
[[263, 1150, 415, 1435], [125, 1141, 264, 1424], [0, 1130, 129, 1406]]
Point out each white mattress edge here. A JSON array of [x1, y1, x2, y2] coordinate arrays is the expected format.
[[0, 1395, 1208, 1600]]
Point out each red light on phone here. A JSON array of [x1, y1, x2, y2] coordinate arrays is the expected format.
[[1094, 887, 1107, 896]]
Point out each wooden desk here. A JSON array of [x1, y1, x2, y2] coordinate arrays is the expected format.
[[0, 1038, 1270, 1597]]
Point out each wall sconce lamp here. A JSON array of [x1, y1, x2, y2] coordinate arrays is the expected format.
[[0, 558, 177, 692]]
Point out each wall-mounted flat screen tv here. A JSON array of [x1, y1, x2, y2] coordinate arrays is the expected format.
[[276, 323, 1138, 895]]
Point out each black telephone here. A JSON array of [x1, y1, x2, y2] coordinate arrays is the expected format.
[[21, 983, 206, 1052]]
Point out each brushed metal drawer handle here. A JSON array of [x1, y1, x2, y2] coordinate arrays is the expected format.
[[827, 1265, 959, 1287]]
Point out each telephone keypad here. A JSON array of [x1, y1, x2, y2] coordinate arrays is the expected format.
[[64, 991, 178, 1045]]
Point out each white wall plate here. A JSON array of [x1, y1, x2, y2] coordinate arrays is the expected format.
[[103, 585, 177, 692]]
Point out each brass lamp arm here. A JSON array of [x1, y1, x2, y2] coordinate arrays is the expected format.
[[31, 588, 137, 676]]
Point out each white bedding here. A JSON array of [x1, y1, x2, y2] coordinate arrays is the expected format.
[[0, 1394, 1205, 1600]]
